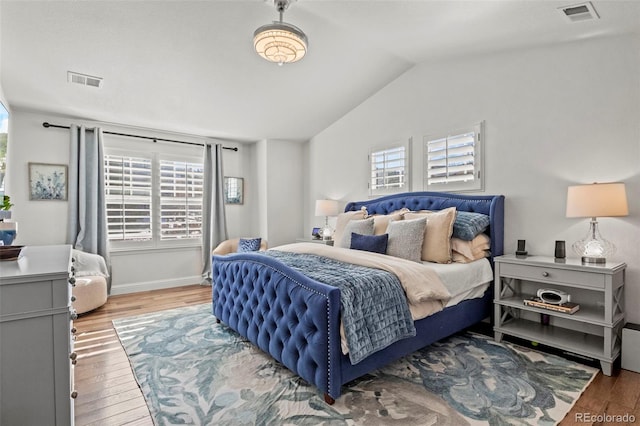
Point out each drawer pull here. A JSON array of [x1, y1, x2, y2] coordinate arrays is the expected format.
[[70, 313, 78, 320], [69, 277, 76, 285], [71, 390, 78, 399], [71, 296, 76, 302], [71, 327, 77, 334], [541, 271, 549, 277], [69, 352, 77, 361]]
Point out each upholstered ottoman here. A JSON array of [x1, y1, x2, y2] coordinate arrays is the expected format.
[[72, 276, 108, 314]]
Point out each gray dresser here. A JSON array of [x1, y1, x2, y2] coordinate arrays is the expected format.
[[0, 245, 76, 426]]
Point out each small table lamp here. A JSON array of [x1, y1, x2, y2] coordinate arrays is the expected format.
[[566, 182, 628, 264], [315, 199, 339, 241]]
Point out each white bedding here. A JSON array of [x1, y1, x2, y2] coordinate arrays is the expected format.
[[425, 258, 493, 307], [273, 243, 493, 355]]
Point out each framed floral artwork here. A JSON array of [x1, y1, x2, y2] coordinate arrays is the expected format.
[[29, 162, 68, 200]]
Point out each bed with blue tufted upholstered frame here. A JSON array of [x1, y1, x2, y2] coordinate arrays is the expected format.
[[213, 191, 504, 403]]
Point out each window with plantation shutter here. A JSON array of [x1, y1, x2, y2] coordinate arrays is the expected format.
[[160, 160, 204, 240], [104, 149, 204, 247], [104, 155, 152, 241], [369, 141, 410, 196], [423, 122, 483, 192]]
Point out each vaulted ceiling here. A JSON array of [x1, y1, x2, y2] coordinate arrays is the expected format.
[[2, 1, 639, 142]]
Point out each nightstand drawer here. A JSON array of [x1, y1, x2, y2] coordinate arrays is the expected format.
[[499, 262, 604, 289]]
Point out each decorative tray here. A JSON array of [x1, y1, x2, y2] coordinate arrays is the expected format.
[[0, 245, 24, 261]]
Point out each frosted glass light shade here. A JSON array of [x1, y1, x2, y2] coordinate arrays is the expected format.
[[254, 22, 307, 65], [253, 0, 307, 65]]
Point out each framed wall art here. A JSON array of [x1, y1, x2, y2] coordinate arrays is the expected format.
[[29, 162, 68, 200], [224, 176, 244, 205]]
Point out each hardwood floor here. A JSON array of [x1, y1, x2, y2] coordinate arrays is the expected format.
[[74, 285, 640, 425], [73, 285, 211, 426]]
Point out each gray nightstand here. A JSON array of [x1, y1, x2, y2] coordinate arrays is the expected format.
[[494, 254, 626, 376], [296, 238, 334, 246]]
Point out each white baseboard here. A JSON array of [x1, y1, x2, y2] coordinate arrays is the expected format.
[[109, 276, 204, 295]]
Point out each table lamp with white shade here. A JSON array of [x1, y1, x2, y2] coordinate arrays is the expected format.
[[566, 182, 628, 264], [315, 199, 339, 241]]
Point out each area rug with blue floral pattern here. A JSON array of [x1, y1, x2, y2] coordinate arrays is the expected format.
[[113, 303, 596, 426]]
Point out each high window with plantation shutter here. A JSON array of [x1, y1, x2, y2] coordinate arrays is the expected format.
[[423, 122, 483, 192], [369, 141, 410, 196]]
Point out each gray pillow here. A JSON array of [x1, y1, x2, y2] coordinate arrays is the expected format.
[[386, 217, 427, 262], [340, 217, 375, 248]]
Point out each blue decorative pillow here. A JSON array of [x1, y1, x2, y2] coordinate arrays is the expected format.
[[453, 211, 490, 241], [237, 238, 262, 252], [350, 232, 388, 254]]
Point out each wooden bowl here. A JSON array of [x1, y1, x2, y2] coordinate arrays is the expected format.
[[0, 245, 24, 261]]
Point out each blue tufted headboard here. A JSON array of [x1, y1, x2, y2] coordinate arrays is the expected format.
[[344, 191, 505, 259]]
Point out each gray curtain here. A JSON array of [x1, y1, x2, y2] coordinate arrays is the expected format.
[[67, 125, 110, 291], [201, 143, 228, 284]]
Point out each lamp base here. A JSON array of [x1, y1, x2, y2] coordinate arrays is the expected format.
[[321, 224, 333, 241], [573, 218, 615, 266], [581, 256, 606, 265]]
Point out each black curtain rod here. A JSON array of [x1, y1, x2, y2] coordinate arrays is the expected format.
[[42, 122, 238, 151]]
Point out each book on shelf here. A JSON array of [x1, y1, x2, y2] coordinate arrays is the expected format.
[[523, 297, 580, 314]]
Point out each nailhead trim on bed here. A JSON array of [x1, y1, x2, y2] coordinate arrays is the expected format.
[[213, 256, 337, 397]]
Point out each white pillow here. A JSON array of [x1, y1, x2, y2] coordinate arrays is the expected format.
[[404, 207, 457, 263], [368, 208, 409, 235], [451, 234, 491, 259], [333, 209, 366, 247], [340, 217, 375, 248], [386, 217, 427, 263]]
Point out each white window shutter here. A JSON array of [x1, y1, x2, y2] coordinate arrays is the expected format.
[[104, 153, 204, 245], [423, 122, 484, 192], [159, 160, 204, 240], [369, 140, 410, 196], [104, 155, 153, 241]]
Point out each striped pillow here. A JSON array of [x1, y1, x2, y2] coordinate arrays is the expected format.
[[453, 211, 490, 241]]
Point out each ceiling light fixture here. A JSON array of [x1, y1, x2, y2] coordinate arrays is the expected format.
[[254, 0, 307, 66]]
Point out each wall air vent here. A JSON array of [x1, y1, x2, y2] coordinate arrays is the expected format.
[[558, 2, 599, 22], [67, 71, 103, 88]]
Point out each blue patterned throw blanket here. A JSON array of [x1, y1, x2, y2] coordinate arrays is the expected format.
[[265, 250, 416, 364]]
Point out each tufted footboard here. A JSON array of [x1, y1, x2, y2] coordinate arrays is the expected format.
[[212, 252, 343, 400], [212, 192, 504, 403]]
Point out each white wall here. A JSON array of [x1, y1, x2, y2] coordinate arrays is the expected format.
[[256, 139, 304, 248], [308, 35, 640, 322], [6, 109, 258, 294], [222, 141, 260, 239]]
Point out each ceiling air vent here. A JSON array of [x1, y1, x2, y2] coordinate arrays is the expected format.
[[67, 71, 103, 88], [558, 2, 599, 22]]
